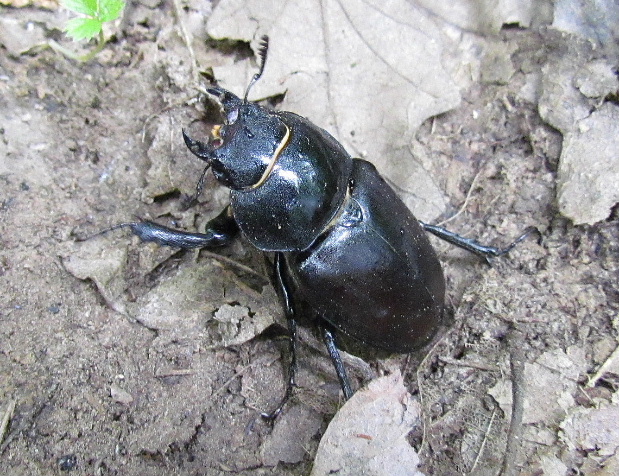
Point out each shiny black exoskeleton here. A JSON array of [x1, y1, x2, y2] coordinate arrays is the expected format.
[[113, 37, 530, 417]]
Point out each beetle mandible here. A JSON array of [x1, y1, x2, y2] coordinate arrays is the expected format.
[[111, 37, 530, 418]]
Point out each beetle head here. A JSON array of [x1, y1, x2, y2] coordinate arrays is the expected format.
[[183, 88, 288, 191], [183, 36, 288, 191]]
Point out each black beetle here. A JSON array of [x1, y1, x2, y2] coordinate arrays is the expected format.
[[109, 37, 530, 417]]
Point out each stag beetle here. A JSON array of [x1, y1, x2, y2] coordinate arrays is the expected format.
[[109, 37, 530, 418]]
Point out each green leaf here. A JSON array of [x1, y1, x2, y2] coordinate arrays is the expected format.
[[61, 0, 125, 23], [100, 0, 125, 22], [61, 0, 99, 17], [64, 17, 103, 41]]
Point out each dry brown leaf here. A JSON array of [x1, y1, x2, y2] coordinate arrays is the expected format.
[[556, 103, 619, 225], [311, 371, 424, 476], [261, 405, 323, 466], [561, 399, 619, 456], [205, 0, 465, 221]]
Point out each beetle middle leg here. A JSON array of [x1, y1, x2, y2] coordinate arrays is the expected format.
[[262, 254, 354, 419], [420, 222, 536, 264], [262, 252, 298, 420]]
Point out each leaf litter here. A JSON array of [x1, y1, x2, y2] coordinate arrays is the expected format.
[[0, 0, 618, 474]]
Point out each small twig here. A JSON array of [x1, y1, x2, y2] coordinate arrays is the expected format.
[[438, 356, 500, 372], [437, 168, 483, 227], [172, 0, 198, 82], [587, 341, 619, 388], [0, 400, 16, 446], [469, 408, 496, 475], [502, 330, 526, 476], [200, 250, 270, 282]]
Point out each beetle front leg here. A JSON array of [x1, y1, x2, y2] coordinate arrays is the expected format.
[[262, 252, 298, 420], [420, 222, 536, 264], [102, 205, 239, 249]]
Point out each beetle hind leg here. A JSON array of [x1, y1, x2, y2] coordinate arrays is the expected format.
[[321, 326, 353, 400], [420, 222, 537, 264]]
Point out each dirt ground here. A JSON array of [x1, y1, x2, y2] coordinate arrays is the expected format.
[[1, 2, 618, 476]]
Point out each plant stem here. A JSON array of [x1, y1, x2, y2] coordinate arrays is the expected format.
[[48, 30, 108, 62]]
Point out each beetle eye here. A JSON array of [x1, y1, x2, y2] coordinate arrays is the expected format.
[[244, 126, 255, 139], [226, 108, 239, 124]]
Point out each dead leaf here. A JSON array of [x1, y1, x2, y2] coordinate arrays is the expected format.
[[538, 41, 619, 225], [261, 404, 323, 466], [538, 454, 569, 476], [311, 371, 424, 476], [62, 240, 128, 315], [561, 394, 619, 457], [556, 103, 619, 225], [415, 0, 552, 33], [553, 0, 619, 52], [63, 238, 278, 349], [521, 348, 586, 425], [205, 0, 465, 221], [131, 260, 278, 349]]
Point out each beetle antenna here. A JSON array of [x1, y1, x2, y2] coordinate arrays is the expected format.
[[243, 35, 269, 103]]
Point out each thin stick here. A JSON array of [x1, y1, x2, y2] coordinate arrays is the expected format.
[[0, 400, 16, 446], [469, 409, 497, 475], [172, 0, 198, 82], [587, 342, 619, 388], [502, 331, 526, 476], [437, 168, 483, 227], [200, 250, 269, 282]]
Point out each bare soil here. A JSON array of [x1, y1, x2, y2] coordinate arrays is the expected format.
[[1, 4, 618, 476]]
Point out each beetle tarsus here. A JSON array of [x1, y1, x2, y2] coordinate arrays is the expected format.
[[420, 222, 537, 263]]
